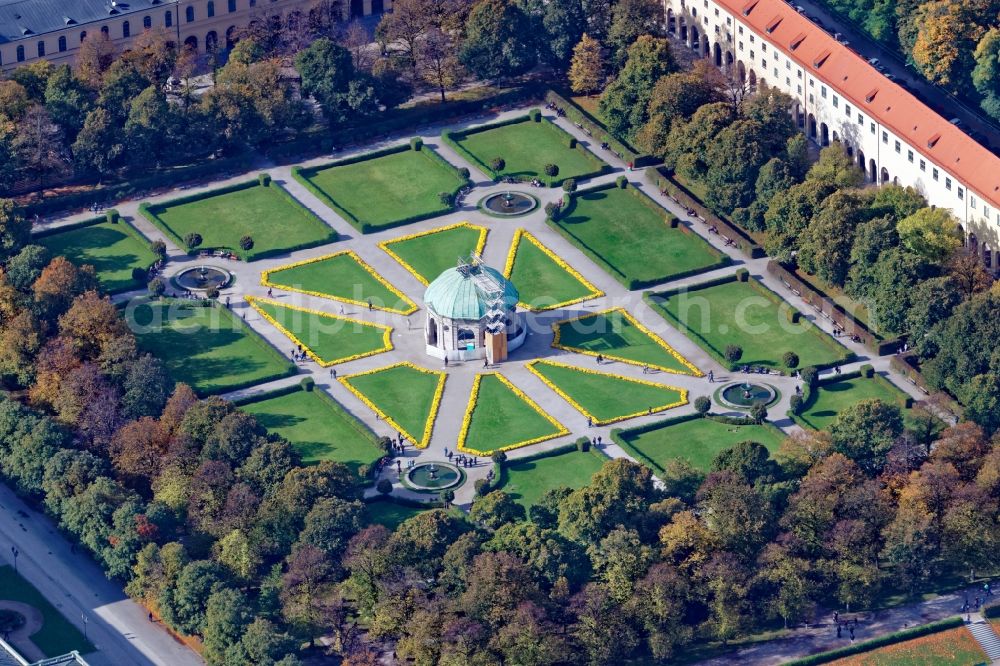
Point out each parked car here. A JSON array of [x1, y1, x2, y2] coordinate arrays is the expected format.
[[867, 57, 881, 67], [949, 118, 964, 129], [884, 72, 897, 81], [794, 4, 805, 12]]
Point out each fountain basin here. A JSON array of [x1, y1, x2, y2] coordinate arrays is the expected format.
[[716, 382, 778, 410], [403, 461, 465, 492], [173, 265, 232, 292], [479, 191, 538, 217]]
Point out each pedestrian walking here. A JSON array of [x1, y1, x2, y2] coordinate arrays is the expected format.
[[267, 287, 273, 297], [368, 298, 373, 311], [587, 417, 593, 427], [708, 370, 714, 383], [836, 624, 841, 638], [149, 612, 154, 622], [849, 626, 854, 642]]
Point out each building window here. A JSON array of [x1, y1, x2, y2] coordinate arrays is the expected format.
[[762, 43, 767, 52], [946, 176, 952, 189], [971, 195, 977, 208], [845, 104, 851, 116], [797, 69, 802, 78], [870, 122, 876, 135], [882, 131, 888, 143], [715, 7, 719, 14], [786, 77, 791, 86], [821, 85, 827, 98], [123, 21, 130, 38], [894, 140, 900, 153], [857, 113, 863, 125], [165, 10, 172, 27], [739, 41, 743, 50], [933, 168, 939, 181], [786, 60, 791, 69], [809, 94, 814, 104], [101, 25, 109, 36], [809, 79, 814, 86], [229, 0, 237, 11], [144, 15, 151, 28], [207, 1, 215, 17], [797, 84, 802, 93], [750, 50, 755, 59], [727, 17, 731, 24], [750, 35, 755, 43], [907, 150, 913, 162], [186, 6, 194, 22], [833, 95, 839, 108], [738, 25, 742, 33], [957, 186, 963, 199], [16, 45, 24, 62], [58, 35, 66, 52], [80, 30, 87, 43], [36, 41, 44, 57]]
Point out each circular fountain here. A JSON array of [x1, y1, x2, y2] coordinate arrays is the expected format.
[[479, 190, 538, 217], [404, 461, 465, 491], [716, 381, 778, 410], [173, 265, 232, 292]]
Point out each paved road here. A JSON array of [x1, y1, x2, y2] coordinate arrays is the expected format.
[[0, 484, 202, 666], [789, 0, 1000, 149]]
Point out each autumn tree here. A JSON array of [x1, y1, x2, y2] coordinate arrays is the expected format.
[[12, 105, 69, 189], [417, 28, 465, 102], [568, 33, 606, 95]]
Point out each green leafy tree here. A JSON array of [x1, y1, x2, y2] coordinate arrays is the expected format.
[[599, 36, 676, 141], [44, 65, 95, 141], [829, 399, 904, 474], [0, 200, 31, 262], [470, 490, 526, 529], [960, 373, 1000, 435], [607, 0, 665, 69], [202, 588, 253, 666], [459, 0, 537, 81], [897, 207, 963, 262], [541, 0, 587, 66]]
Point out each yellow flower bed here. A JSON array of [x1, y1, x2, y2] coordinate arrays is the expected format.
[[247, 295, 393, 368], [456, 372, 570, 455], [260, 249, 418, 315], [551, 307, 703, 377], [501, 228, 604, 311], [337, 361, 447, 449], [378, 221, 489, 286], [526, 359, 688, 425]]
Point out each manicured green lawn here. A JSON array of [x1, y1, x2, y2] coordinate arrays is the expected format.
[[453, 118, 604, 181], [649, 278, 846, 370], [262, 251, 415, 314], [365, 501, 426, 530], [37, 220, 156, 293], [297, 147, 464, 231], [553, 308, 700, 375], [381, 223, 486, 285], [619, 415, 787, 471], [503, 450, 605, 508], [143, 182, 335, 260], [0, 565, 94, 657], [798, 376, 912, 432], [529, 360, 685, 424], [133, 299, 295, 395], [826, 626, 987, 665], [460, 373, 566, 455], [250, 299, 391, 366], [505, 230, 601, 310], [340, 363, 445, 447], [241, 389, 381, 471], [553, 186, 725, 286]]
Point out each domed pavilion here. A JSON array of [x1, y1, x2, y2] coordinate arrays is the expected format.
[[423, 255, 525, 363]]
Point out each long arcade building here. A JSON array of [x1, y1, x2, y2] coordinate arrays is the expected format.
[[665, 0, 1000, 271], [0, 0, 389, 72]]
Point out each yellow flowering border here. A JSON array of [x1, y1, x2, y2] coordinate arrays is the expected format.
[[502, 228, 604, 311], [526, 359, 688, 425], [337, 361, 446, 448], [456, 372, 570, 455], [551, 307, 704, 377], [378, 221, 489, 286], [247, 296, 393, 368], [260, 250, 418, 315]]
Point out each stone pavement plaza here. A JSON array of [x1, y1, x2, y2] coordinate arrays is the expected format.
[[40, 106, 933, 509]]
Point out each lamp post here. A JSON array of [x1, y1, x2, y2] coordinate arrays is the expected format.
[[81, 613, 88, 640]]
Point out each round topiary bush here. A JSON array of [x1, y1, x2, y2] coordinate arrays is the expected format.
[[544, 163, 559, 177], [800, 366, 818, 387], [184, 232, 202, 249], [568, 137, 577, 149], [860, 363, 875, 378], [458, 167, 470, 180], [694, 396, 711, 414], [206, 286, 220, 299], [616, 175, 628, 189], [562, 178, 577, 192], [106, 209, 120, 224], [491, 450, 507, 464], [474, 478, 489, 496], [490, 157, 506, 173], [789, 394, 803, 414], [750, 401, 768, 424], [725, 344, 743, 363], [439, 191, 453, 206], [788, 310, 802, 324], [735, 268, 750, 282], [301, 376, 315, 391], [240, 235, 254, 251], [148, 277, 165, 298], [529, 108, 541, 122], [150, 240, 167, 259], [544, 202, 559, 219], [441, 489, 455, 505], [377, 436, 394, 454], [132, 267, 149, 285], [376, 479, 393, 495], [410, 137, 423, 151], [783, 351, 800, 368], [258, 173, 271, 187], [577, 437, 591, 452]]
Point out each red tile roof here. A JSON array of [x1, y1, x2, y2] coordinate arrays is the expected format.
[[716, 0, 1000, 209]]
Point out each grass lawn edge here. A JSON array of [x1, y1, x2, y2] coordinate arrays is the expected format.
[[502, 228, 604, 311]]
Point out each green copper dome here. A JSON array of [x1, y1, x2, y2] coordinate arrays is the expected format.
[[424, 263, 519, 320]]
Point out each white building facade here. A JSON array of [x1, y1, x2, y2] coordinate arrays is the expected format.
[[664, 0, 1000, 271]]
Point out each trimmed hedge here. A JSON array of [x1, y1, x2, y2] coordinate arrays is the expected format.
[[442, 115, 612, 187], [646, 276, 854, 374], [547, 182, 731, 290], [787, 369, 915, 427], [784, 616, 965, 666], [291, 143, 469, 234], [543, 89, 656, 167], [139, 178, 337, 260]]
